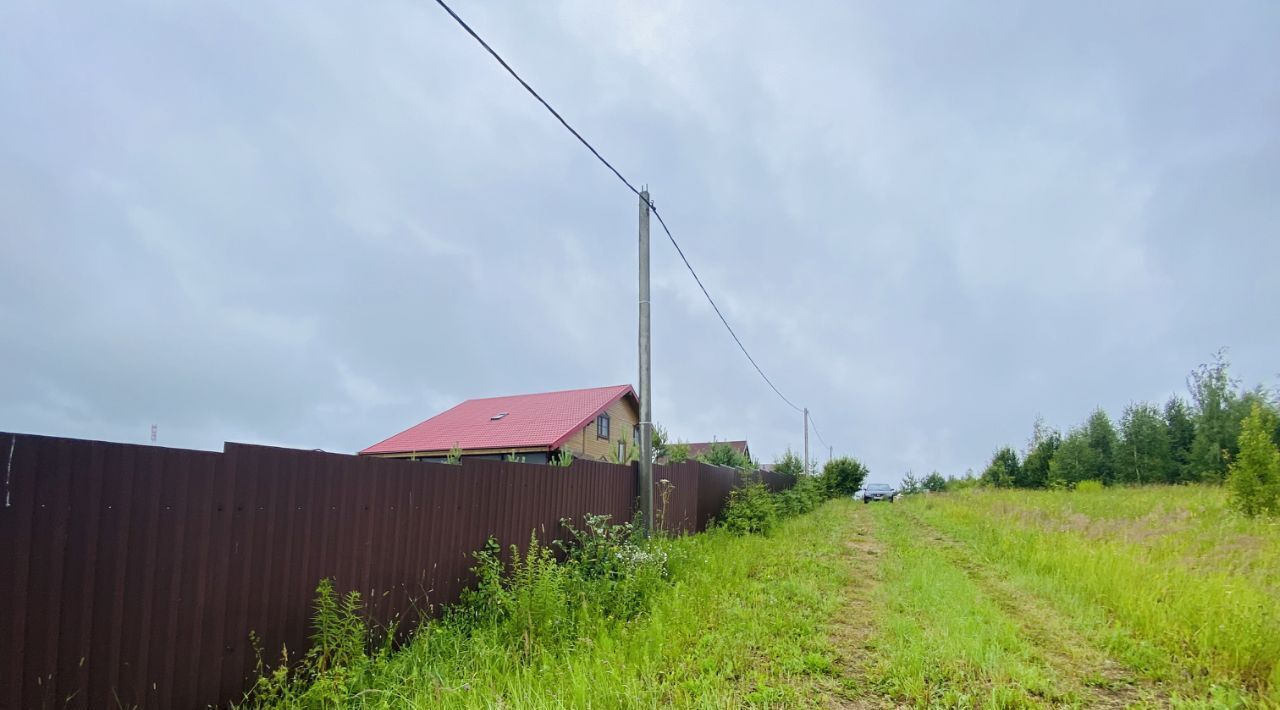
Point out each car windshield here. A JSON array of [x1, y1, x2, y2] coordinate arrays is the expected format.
[[867, 484, 892, 491]]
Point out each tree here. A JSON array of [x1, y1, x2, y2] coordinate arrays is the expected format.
[[981, 447, 1021, 488], [1164, 396, 1196, 482], [1049, 429, 1096, 487], [900, 470, 921, 494], [1084, 409, 1120, 484], [651, 423, 671, 462], [772, 449, 805, 476], [821, 456, 869, 497], [697, 440, 754, 469], [1119, 402, 1173, 484], [1188, 350, 1240, 481], [922, 471, 947, 492], [1227, 403, 1280, 517], [665, 441, 690, 463], [1020, 427, 1060, 489]]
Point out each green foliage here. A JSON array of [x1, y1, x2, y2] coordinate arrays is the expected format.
[[1227, 404, 1280, 517], [900, 471, 921, 494], [1188, 350, 1241, 481], [819, 456, 869, 497], [607, 437, 640, 464], [772, 449, 805, 476], [1073, 479, 1104, 493], [1049, 428, 1095, 487], [551, 449, 574, 467], [1164, 396, 1197, 482], [1020, 428, 1060, 488], [1119, 402, 1174, 484], [945, 470, 981, 491], [244, 515, 676, 707], [922, 471, 947, 492], [445, 443, 462, 465], [981, 447, 1021, 488], [1084, 408, 1120, 484], [665, 441, 690, 464], [696, 440, 753, 469], [650, 422, 670, 461], [720, 483, 778, 535], [773, 475, 826, 517], [246, 579, 392, 707], [504, 450, 526, 463]]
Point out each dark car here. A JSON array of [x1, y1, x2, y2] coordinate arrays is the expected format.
[[863, 483, 896, 503]]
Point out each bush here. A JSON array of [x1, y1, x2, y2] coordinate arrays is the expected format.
[[1074, 479, 1104, 493], [922, 471, 947, 492], [772, 449, 805, 476], [720, 483, 778, 535], [1228, 403, 1280, 517], [697, 441, 754, 469], [820, 456, 869, 497], [774, 475, 825, 517]]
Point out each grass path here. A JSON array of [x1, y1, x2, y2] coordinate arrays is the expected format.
[[895, 507, 1168, 708], [819, 503, 1175, 709]]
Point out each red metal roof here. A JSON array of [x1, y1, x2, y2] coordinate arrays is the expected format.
[[360, 384, 636, 455]]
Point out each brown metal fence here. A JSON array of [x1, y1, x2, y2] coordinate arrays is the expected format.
[[0, 432, 791, 709]]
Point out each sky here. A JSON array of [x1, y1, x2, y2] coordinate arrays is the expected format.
[[2, 1, 1277, 482]]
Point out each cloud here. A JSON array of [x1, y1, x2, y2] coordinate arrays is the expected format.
[[2, 0, 1278, 481]]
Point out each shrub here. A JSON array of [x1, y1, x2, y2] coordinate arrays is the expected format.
[[697, 441, 754, 469], [1074, 479, 1104, 493], [720, 483, 778, 535], [922, 471, 947, 492], [772, 449, 805, 476], [774, 475, 825, 517], [820, 456, 869, 497], [1228, 403, 1280, 517]]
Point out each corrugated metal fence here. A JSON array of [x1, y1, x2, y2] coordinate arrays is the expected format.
[[0, 432, 792, 709]]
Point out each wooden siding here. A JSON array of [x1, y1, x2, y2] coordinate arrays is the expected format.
[[568, 396, 640, 461]]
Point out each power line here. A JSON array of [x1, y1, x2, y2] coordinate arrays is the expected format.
[[431, 0, 808, 417], [807, 412, 830, 449]]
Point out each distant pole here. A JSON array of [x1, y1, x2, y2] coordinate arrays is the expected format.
[[803, 408, 810, 475], [829, 445, 833, 464], [638, 189, 654, 535]]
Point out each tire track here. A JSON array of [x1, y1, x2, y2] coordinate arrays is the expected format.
[[900, 508, 1170, 709], [821, 505, 896, 709]]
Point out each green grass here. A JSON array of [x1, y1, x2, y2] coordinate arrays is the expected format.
[[865, 508, 1074, 708], [896, 486, 1280, 707], [247, 500, 861, 709], [246, 487, 1280, 708]]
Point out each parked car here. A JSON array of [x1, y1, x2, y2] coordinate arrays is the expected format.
[[863, 483, 897, 503]]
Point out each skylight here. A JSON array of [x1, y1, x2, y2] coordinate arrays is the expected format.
[[490, 412, 508, 420]]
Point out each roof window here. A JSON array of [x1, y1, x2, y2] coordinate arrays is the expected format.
[[490, 412, 508, 420]]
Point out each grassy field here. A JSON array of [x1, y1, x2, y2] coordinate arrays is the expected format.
[[853, 486, 1280, 709], [251, 488, 1279, 708]]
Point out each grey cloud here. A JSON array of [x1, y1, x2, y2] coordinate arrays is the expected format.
[[2, 0, 1277, 481]]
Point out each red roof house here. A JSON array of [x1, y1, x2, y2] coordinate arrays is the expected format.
[[360, 384, 640, 464]]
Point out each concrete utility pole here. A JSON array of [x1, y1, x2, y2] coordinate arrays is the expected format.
[[638, 189, 654, 535], [803, 408, 810, 476]]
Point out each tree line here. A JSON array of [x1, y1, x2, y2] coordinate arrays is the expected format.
[[968, 351, 1280, 515]]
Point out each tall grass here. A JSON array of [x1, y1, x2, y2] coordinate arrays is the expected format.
[[905, 486, 1280, 705], [240, 501, 858, 709]]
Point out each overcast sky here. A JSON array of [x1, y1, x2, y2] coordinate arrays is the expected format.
[[2, 1, 1277, 481]]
